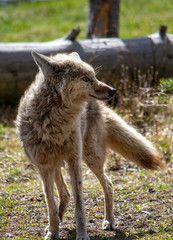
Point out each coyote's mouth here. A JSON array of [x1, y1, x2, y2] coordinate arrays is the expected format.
[[89, 94, 113, 101], [89, 88, 116, 101]]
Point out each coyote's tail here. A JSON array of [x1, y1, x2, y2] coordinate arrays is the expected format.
[[105, 109, 163, 170]]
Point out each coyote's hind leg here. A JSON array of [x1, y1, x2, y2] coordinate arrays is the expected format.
[[84, 155, 115, 231]]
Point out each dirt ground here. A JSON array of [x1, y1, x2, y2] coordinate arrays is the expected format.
[[1, 155, 173, 240]]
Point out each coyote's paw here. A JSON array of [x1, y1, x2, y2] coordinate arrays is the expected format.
[[102, 220, 115, 231], [45, 231, 59, 240]]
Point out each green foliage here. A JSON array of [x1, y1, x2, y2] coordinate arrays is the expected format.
[[160, 78, 173, 93]]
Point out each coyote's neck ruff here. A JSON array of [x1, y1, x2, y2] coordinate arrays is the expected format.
[[16, 52, 163, 240]]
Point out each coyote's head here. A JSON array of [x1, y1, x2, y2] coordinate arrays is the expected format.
[[32, 52, 116, 104]]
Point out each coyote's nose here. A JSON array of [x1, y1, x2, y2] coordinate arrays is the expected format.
[[108, 88, 116, 98]]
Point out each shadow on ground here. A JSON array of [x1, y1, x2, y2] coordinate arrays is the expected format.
[[58, 228, 163, 240]]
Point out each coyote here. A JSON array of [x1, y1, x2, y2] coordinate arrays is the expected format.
[[16, 51, 163, 240]]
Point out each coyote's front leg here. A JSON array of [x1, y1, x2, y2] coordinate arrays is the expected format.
[[39, 167, 59, 240], [55, 169, 71, 223], [68, 155, 90, 240]]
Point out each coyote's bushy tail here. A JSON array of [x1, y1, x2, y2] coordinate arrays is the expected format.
[[105, 108, 163, 170]]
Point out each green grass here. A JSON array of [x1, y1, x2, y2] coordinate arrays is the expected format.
[[120, 0, 173, 38], [0, 0, 173, 42], [0, 0, 88, 42]]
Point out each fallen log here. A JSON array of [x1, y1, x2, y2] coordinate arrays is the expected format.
[[0, 26, 173, 105]]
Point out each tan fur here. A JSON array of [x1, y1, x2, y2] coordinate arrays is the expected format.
[[16, 52, 163, 240]]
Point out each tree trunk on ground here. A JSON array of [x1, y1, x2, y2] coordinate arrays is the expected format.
[[0, 27, 173, 105], [86, 0, 120, 38]]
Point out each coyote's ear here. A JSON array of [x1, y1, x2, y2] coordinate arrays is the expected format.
[[70, 52, 81, 60], [31, 51, 53, 77]]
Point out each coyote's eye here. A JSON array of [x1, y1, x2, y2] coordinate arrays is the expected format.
[[82, 77, 90, 82]]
